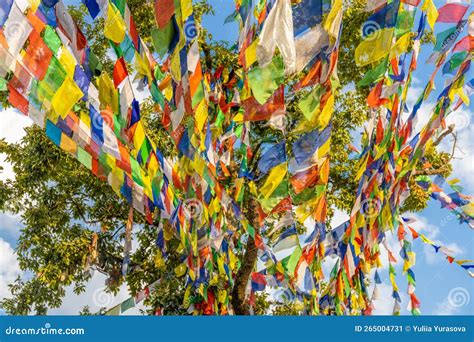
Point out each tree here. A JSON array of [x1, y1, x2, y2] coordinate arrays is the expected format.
[[0, 0, 463, 315]]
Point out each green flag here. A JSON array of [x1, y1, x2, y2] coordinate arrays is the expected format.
[[151, 21, 175, 58], [248, 56, 285, 105]]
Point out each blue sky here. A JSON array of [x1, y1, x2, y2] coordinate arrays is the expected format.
[[0, 0, 473, 315]]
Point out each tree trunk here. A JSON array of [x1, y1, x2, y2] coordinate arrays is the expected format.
[[231, 197, 260, 315]]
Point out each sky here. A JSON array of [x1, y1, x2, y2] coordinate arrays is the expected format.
[[0, 0, 473, 316]]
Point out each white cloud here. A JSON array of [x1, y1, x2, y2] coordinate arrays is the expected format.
[[49, 271, 145, 315], [434, 297, 461, 315], [0, 213, 23, 240], [0, 108, 33, 182], [0, 238, 22, 300], [0, 108, 32, 144]]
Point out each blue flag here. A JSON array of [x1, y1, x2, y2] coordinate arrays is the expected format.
[[258, 141, 286, 174], [292, 124, 331, 164], [0, 0, 13, 26]]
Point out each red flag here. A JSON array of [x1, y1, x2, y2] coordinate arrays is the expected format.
[[410, 293, 421, 308], [290, 164, 319, 194], [254, 234, 265, 250], [401, 0, 421, 5], [397, 224, 406, 241], [113, 57, 128, 88], [408, 227, 419, 239], [452, 36, 473, 53], [436, 4, 468, 23], [243, 85, 285, 121], [7, 84, 29, 115], [23, 31, 53, 80], [367, 80, 389, 108], [154, 0, 174, 28]]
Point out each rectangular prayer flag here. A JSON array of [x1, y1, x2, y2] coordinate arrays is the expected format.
[[51, 77, 84, 118], [436, 3, 468, 23]]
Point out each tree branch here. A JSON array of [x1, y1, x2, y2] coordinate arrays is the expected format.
[[413, 166, 452, 176], [231, 197, 260, 315], [433, 124, 455, 147]]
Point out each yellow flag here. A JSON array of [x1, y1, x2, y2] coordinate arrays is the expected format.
[[191, 156, 206, 176], [295, 195, 319, 223], [323, 0, 342, 39], [422, 0, 438, 30], [170, 50, 182, 81], [447, 178, 460, 185], [461, 202, 474, 217], [51, 77, 83, 118], [260, 162, 287, 199], [164, 85, 173, 101], [104, 2, 126, 43], [390, 32, 411, 58], [420, 234, 435, 245], [181, 0, 193, 20], [317, 93, 334, 128], [60, 133, 77, 154], [318, 139, 331, 159], [451, 86, 469, 105], [245, 38, 259, 67], [28, 0, 40, 11], [98, 73, 118, 113], [195, 99, 208, 132], [58, 48, 76, 77], [133, 122, 146, 150], [109, 167, 124, 194], [134, 52, 152, 81], [248, 181, 258, 196], [355, 28, 394, 67]]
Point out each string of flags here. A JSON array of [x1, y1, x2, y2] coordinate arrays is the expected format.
[[100, 279, 160, 316], [416, 176, 474, 228], [0, 0, 472, 315]]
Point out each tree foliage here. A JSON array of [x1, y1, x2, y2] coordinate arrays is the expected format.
[[0, 0, 453, 315]]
